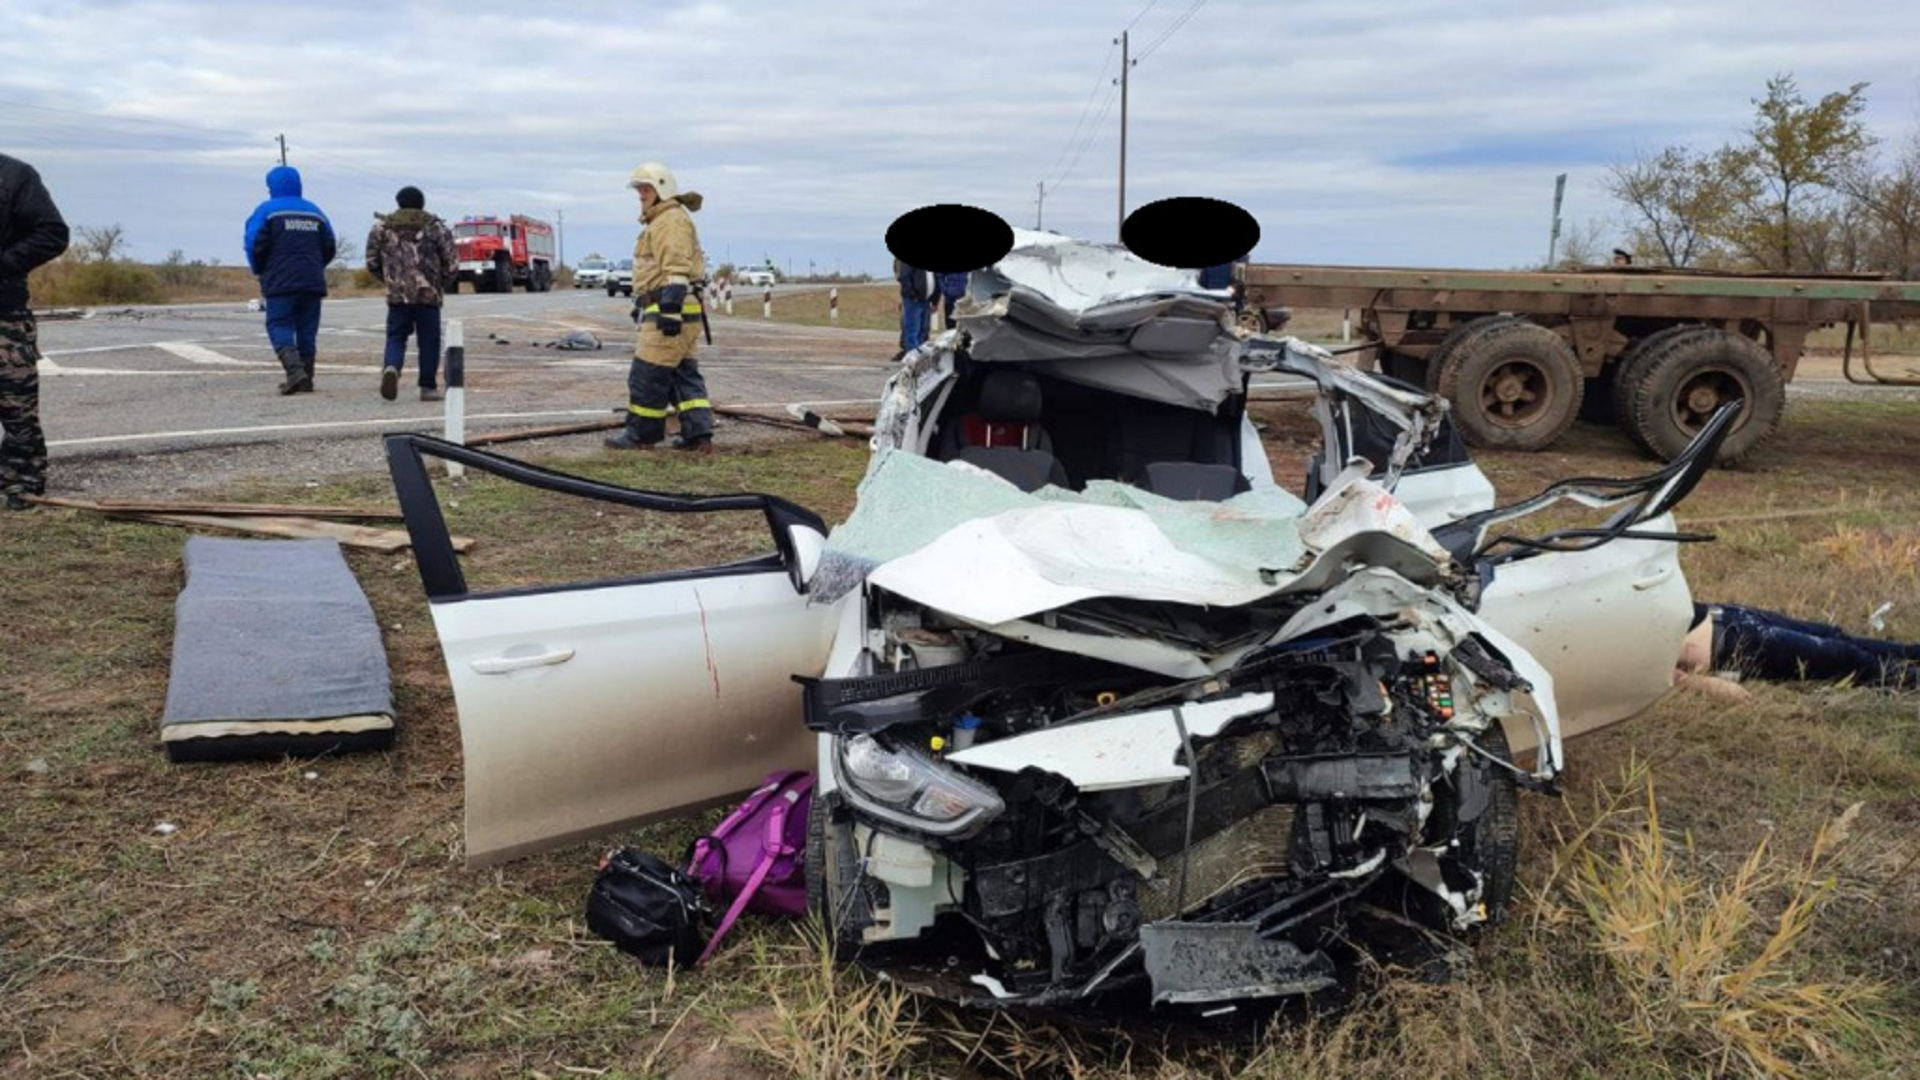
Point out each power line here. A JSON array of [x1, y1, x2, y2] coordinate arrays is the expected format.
[[1124, 0, 1163, 31], [1051, 82, 1122, 191], [1135, 0, 1209, 63], [1040, 40, 1118, 191]]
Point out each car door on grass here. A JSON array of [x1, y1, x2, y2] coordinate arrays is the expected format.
[[386, 434, 841, 865]]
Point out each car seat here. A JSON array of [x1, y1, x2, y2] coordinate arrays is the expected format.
[[939, 370, 1068, 491]]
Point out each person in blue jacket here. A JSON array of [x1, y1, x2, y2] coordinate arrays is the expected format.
[[243, 166, 336, 395]]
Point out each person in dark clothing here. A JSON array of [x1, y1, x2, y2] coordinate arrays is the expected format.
[[1679, 603, 1920, 690], [934, 271, 968, 329], [366, 186, 457, 402], [0, 154, 70, 511], [897, 259, 932, 353], [243, 166, 336, 394]]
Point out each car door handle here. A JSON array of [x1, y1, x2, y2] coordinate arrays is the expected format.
[[1631, 566, 1675, 591], [470, 649, 576, 674]]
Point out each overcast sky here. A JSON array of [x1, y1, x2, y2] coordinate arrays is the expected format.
[[3, 0, 1917, 276]]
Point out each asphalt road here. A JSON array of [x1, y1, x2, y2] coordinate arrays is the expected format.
[[37, 285, 900, 463]]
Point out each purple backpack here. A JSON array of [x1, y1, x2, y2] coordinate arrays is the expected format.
[[687, 770, 813, 966]]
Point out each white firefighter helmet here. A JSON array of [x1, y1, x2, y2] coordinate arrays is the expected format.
[[627, 162, 679, 200]]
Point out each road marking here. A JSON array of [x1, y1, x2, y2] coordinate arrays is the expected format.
[[156, 342, 262, 367]]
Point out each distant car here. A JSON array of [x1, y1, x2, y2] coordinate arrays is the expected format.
[[574, 258, 610, 289], [606, 259, 634, 297], [738, 268, 776, 287]]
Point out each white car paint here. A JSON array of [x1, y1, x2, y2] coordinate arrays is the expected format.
[[429, 545, 841, 865], [946, 693, 1277, 791]]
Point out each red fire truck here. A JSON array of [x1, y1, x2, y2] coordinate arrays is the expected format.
[[452, 214, 557, 293]]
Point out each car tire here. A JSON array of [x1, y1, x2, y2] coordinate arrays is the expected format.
[[1623, 327, 1784, 465], [804, 791, 863, 959], [1468, 723, 1520, 925], [1436, 320, 1584, 451], [495, 260, 514, 294]]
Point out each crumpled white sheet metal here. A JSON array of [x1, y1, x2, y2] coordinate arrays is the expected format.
[[971, 228, 1205, 313], [947, 692, 1276, 790], [812, 450, 1310, 611]]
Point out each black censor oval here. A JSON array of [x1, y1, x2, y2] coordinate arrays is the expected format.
[[1120, 196, 1260, 269], [885, 204, 1015, 273]]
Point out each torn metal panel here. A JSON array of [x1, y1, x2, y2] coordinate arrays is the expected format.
[[946, 693, 1275, 791], [1141, 922, 1338, 1005]]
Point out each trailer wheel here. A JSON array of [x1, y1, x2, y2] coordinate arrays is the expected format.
[[1624, 328, 1784, 465], [1606, 325, 1709, 450], [1423, 315, 1525, 392], [1437, 320, 1584, 451]]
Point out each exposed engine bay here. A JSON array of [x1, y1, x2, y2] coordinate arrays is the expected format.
[[802, 572, 1549, 1009]]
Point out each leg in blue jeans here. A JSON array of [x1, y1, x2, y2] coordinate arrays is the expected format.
[[416, 305, 442, 389], [1709, 603, 1920, 688], [384, 304, 415, 374]]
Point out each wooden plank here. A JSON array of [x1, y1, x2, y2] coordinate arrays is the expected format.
[[105, 513, 476, 554], [467, 417, 627, 447], [92, 499, 402, 521], [29, 493, 401, 521]]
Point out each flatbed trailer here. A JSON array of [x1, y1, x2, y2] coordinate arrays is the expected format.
[[1237, 263, 1920, 462]]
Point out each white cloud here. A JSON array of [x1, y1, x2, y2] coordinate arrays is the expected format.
[[2, 0, 1915, 273]]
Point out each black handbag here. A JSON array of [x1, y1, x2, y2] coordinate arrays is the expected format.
[[585, 848, 710, 968]]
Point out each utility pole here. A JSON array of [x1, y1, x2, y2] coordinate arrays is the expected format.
[[556, 208, 565, 268], [1035, 182, 1046, 230], [276, 134, 288, 166], [1546, 173, 1567, 268], [1116, 30, 1129, 241]]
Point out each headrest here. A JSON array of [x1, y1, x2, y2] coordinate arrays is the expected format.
[[976, 370, 1043, 423]]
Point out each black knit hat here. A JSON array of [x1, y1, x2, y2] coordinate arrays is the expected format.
[[396, 186, 425, 210]]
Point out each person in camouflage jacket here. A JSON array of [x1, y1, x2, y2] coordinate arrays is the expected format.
[[366, 186, 457, 402], [0, 153, 70, 510]]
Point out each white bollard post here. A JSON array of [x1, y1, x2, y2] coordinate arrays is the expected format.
[[762, 286, 772, 319], [723, 278, 733, 316], [829, 287, 839, 324], [444, 319, 466, 480], [1342, 308, 1352, 343]]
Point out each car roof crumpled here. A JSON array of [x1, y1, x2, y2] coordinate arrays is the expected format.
[[955, 229, 1244, 413]]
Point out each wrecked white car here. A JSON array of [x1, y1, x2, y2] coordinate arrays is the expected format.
[[385, 232, 1731, 1010]]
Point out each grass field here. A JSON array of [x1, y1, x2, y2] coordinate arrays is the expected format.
[[3, 400, 1918, 1078]]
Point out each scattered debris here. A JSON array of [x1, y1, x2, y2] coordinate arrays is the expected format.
[[34, 495, 402, 521], [466, 417, 627, 448], [303, 770, 319, 781], [25, 758, 49, 774], [153, 822, 178, 836], [1870, 601, 1893, 633], [540, 330, 602, 350]]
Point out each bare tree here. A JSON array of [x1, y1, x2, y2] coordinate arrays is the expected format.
[[1839, 127, 1920, 278], [1603, 146, 1752, 267], [74, 224, 129, 263], [1551, 217, 1610, 269]]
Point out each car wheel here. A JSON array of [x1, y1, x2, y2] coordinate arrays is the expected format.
[[804, 791, 865, 959], [1436, 320, 1584, 451], [1464, 723, 1520, 924], [495, 260, 515, 293], [1624, 327, 1784, 465]]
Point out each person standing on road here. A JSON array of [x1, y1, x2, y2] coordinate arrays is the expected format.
[[934, 271, 968, 330], [0, 153, 70, 512], [243, 165, 336, 395], [896, 259, 932, 353], [605, 162, 714, 454], [366, 186, 456, 403]]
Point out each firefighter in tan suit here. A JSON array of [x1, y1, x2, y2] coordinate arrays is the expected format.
[[606, 162, 714, 452]]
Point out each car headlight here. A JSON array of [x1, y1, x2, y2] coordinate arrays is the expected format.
[[834, 734, 1004, 838]]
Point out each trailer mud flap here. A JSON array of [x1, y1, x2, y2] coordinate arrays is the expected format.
[[1140, 921, 1337, 1005]]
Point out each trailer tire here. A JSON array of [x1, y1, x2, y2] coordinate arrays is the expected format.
[[1606, 325, 1710, 450], [1423, 315, 1525, 393], [1437, 320, 1584, 451], [1624, 328, 1784, 465]]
